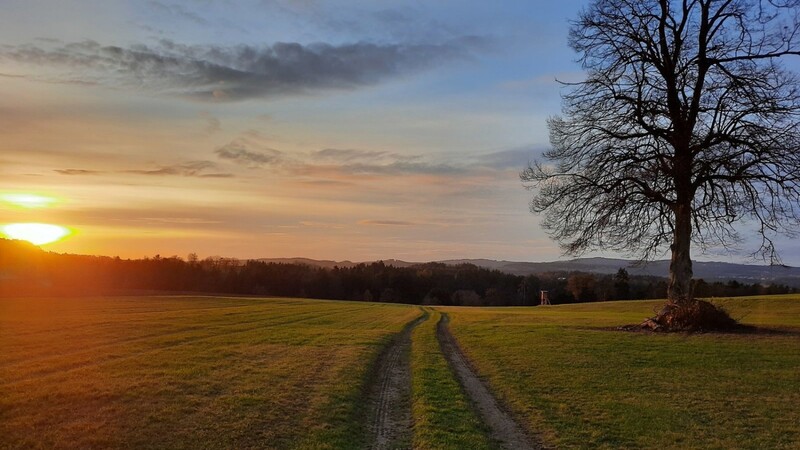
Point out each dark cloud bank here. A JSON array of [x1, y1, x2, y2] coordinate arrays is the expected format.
[[0, 37, 483, 101]]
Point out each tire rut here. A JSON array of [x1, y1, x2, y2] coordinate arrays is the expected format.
[[437, 313, 543, 450], [367, 312, 427, 450]]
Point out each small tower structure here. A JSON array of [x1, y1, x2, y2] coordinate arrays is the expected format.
[[539, 290, 551, 306]]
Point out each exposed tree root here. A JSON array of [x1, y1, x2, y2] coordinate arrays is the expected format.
[[639, 299, 740, 332]]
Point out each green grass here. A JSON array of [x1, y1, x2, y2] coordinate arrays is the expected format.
[[443, 295, 800, 449], [410, 309, 495, 450], [0, 296, 419, 449], [4, 294, 798, 449]]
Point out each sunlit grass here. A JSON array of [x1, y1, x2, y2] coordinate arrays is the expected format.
[[444, 295, 800, 449], [0, 296, 419, 449]]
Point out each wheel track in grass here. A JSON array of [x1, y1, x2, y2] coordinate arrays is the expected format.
[[367, 310, 427, 450], [437, 312, 543, 450]]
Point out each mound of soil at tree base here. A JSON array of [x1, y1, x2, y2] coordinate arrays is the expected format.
[[638, 299, 740, 332]]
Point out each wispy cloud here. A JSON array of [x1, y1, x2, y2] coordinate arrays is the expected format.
[[147, 1, 210, 26], [215, 142, 283, 167], [310, 148, 420, 163], [325, 161, 465, 176], [54, 168, 103, 175], [211, 135, 534, 180], [122, 161, 233, 177], [294, 179, 356, 187], [136, 217, 221, 225], [311, 148, 390, 162], [475, 147, 542, 170], [359, 219, 416, 226], [199, 111, 221, 133], [0, 37, 484, 101]]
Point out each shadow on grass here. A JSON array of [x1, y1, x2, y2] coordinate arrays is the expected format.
[[610, 324, 800, 336]]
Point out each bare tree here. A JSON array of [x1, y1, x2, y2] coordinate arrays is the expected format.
[[523, 0, 800, 324]]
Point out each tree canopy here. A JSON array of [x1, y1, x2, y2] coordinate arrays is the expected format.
[[523, 0, 800, 318]]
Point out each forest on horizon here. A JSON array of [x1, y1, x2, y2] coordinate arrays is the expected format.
[[1, 238, 794, 305]]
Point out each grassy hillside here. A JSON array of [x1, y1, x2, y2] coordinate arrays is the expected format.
[[0, 296, 419, 449], [444, 295, 800, 449]]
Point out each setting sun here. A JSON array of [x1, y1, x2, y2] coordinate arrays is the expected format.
[[1, 223, 71, 245]]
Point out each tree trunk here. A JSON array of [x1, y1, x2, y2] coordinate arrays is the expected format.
[[667, 204, 693, 304], [643, 202, 738, 331]]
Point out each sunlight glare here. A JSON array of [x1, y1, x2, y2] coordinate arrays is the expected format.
[[2, 223, 71, 245], [1, 193, 57, 208]]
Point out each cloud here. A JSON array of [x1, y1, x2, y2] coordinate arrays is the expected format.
[[287, 158, 466, 178], [310, 148, 421, 163], [302, 146, 464, 176], [213, 136, 480, 178], [195, 173, 234, 178], [475, 147, 542, 170], [295, 179, 356, 187], [199, 111, 221, 133], [311, 148, 389, 162], [212, 134, 539, 181], [359, 219, 416, 226], [147, 1, 210, 26], [54, 168, 103, 175], [136, 217, 221, 225], [122, 161, 233, 177], [55, 162, 232, 177], [215, 142, 283, 167], [335, 161, 464, 176], [1, 37, 483, 101]]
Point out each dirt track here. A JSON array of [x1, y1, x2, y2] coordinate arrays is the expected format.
[[437, 313, 541, 450], [367, 313, 426, 450]]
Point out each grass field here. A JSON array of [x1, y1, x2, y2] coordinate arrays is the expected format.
[[445, 295, 800, 449], [410, 309, 494, 449], [3, 294, 799, 449], [0, 296, 419, 449]]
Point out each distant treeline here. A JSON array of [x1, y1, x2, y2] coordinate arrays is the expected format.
[[1, 239, 795, 304]]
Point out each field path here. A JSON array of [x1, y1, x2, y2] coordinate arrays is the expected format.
[[367, 311, 427, 449], [437, 313, 542, 450]]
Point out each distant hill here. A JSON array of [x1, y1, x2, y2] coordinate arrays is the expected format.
[[254, 257, 358, 269], [3, 237, 798, 288], [444, 257, 800, 287], [256, 256, 800, 287], [254, 258, 416, 269]]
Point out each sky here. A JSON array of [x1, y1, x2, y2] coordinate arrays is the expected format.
[[1, 0, 798, 265]]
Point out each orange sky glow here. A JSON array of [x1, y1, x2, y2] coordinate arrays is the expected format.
[[0, 0, 565, 262], [3, 0, 797, 264]]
